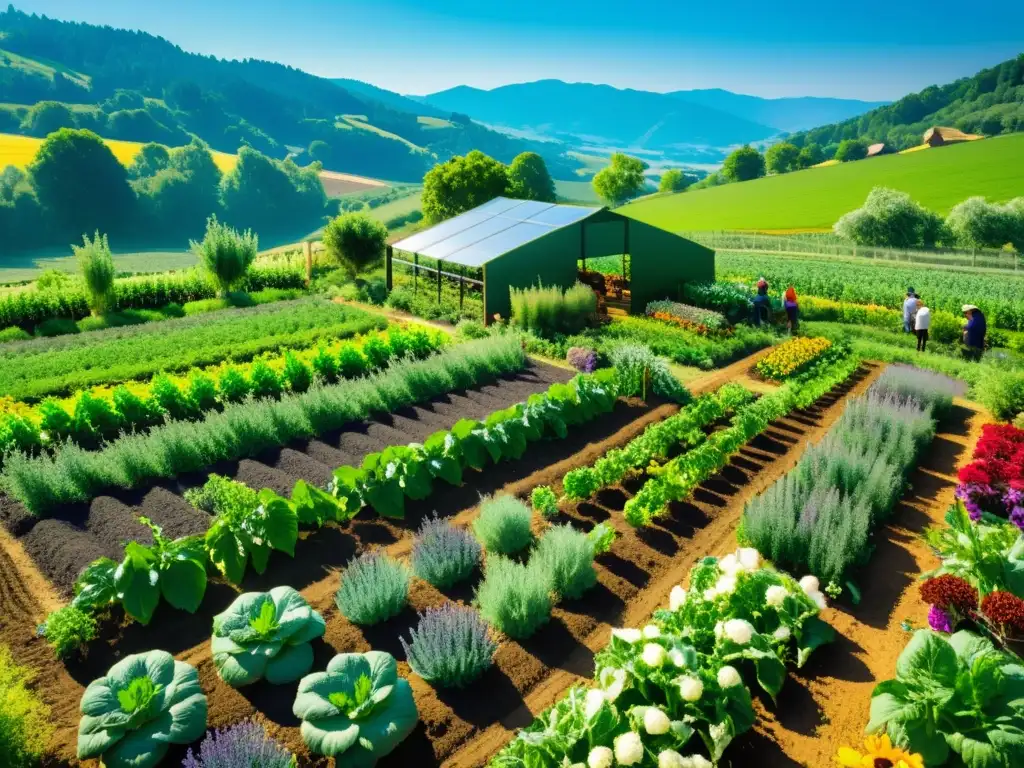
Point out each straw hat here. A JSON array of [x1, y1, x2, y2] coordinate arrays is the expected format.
[[962, 304, 978, 313]]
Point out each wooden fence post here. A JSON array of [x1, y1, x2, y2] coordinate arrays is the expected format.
[[303, 240, 312, 287], [385, 245, 393, 290]]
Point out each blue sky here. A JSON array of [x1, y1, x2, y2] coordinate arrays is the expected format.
[[12, 1, 1022, 100]]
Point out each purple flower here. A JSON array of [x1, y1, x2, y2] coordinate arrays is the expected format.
[[1010, 506, 1024, 533], [928, 604, 954, 634], [956, 483, 1000, 522], [566, 346, 598, 374], [182, 721, 293, 768]]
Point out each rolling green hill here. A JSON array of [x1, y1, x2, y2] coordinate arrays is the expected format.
[[620, 133, 1024, 232]]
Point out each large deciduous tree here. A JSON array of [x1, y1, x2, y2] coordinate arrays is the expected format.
[[507, 152, 555, 202], [765, 142, 800, 174], [658, 169, 690, 193], [422, 150, 509, 223], [592, 153, 648, 206], [834, 139, 868, 162], [722, 145, 766, 182]]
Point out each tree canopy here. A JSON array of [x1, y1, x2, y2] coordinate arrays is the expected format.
[[835, 139, 868, 162], [422, 150, 510, 223], [722, 145, 766, 182], [592, 153, 648, 206], [658, 169, 690, 193], [833, 186, 947, 248], [765, 142, 800, 174], [322, 212, 388, 278], [507, 152, 556, 202]]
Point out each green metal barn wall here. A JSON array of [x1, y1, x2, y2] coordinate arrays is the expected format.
[[628, 220, 715, 311], [483, 224, 581, 321]]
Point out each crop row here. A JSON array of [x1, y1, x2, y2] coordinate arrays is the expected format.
[[623, 352, 864, 526], [717, 251, 1024, 331], [492, 547, 834, 766], [0, 325, 447, 456], [754, 336, 835, 381], [1, 336, 529, 516], [0, 264, 306, 332], [742, 365, 953, 599], [561, 383, 755, 502], [0, 298, 386, 402]]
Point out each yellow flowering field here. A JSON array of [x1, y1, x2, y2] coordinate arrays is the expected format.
[[755, 336, 833, 381]]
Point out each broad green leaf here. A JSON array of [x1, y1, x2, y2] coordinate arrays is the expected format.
[[755, 655, 787, 700], [205, 523, 247, 584], [896, 630, 959, 688], [796, 617, 836, 668], [262, 496, 299, 556], [365, 479, 405, 519], [265, 642, 315, 685], [159, 556, 206, 614], [115, 543, 161, 625]]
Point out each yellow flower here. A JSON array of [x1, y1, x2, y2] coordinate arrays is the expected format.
[[834, 734, 924, 768]]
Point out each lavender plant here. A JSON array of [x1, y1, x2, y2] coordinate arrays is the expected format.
[[335, 552, 409, 626], [473, 495, 534, 555], [869, 365, 960, 415], [566, 346, 598, 374], [532, 524, 598, 601], [410, 516, 481, 589], [400, 603, 497, 688], [182, 721, 295, 768]]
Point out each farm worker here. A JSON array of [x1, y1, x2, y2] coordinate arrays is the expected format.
[[962, 304, 987, 361], [751, 279, 771, 326], [783, 285, 799, 335], [902, 287, 918, 333], [914, 299, 931, 352]]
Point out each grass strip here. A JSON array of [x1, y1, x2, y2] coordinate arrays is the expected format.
[[2, 337, 528, 516], [623, 353, 862, 526], [0, 299, 386, 401]]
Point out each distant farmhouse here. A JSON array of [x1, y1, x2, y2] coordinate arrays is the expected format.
[[922, 126, 983, 147], [866, 142, 893, 158]]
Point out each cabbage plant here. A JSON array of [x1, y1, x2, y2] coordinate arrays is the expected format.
[[293, 651, 417, 765], [212, 586, 326, 687], [77, 650, 208, 768]]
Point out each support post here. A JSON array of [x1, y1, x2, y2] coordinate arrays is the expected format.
[[580, 222, 586, 271], [437, 260, 442, 304], [303, 240, 312, 287], [385, 245, 393, 291], [623, 218, 630, 282], [459, 269, 465, 310], [413, 253, 419, 293]]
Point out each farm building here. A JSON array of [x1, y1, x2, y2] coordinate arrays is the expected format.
[[866, 142, 892, 157], [923, 126, 983, 146], [387, 197, 714, 322]]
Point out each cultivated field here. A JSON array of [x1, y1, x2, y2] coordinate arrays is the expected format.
[[621, 132, 1024, 232]]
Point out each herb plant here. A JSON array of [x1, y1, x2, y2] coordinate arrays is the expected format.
[[401, 603, 497, 688], [532, 524, 598, 601], [410, 516, 481, 589], [473, 496, 534, 555], [41, 604, 97, 660], [336, 552, 410, 626], [476, 555, 552, 640], [182, 721, 295, 768]]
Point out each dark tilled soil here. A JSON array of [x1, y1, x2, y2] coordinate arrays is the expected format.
[[5, 365, 575, 598]]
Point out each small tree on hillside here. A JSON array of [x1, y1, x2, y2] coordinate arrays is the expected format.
[[128, 143, 170, 180], [507, 152, 556, 202], [422, 150, 510, 223], [945, 197, 1016, 250], [658, 169, 690, 193], [592, 153, 648, 206], [765, 142, 800, 174], [190, 215, 258, 296], [834, 139, 868, 162], [797, 143, 824, 169], [722, 145, 766, 182], [834, 187, 947, 248], [73, 231, 116, 315], [322, 212, 388, 279]]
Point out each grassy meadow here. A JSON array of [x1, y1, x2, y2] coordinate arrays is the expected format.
[[621, 132, 1024, 232]]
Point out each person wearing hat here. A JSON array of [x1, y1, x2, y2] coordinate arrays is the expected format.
[[751, 278, 771, 326], [902, 287, 918, 333], [962, 304, 987, 361]]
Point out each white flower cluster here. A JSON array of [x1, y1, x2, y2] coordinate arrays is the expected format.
[[613, 732, 644, 765], [799, 575, 828, 610], [703, 547, 761, 600], [714, 618, 754, 645], [657, 751, 713, 768]]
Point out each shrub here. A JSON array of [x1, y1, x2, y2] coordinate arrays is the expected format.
[[293, 651, 417, 761], [322, 212, 388, 279], [509, 282, 596, 338], [188, 372, 220, 412], [476, 555, 552, 639], [77, 650, 207, 768], [531, 485, 559, 518], [111, 386, 164, 430], [456, 318, 489, 340], [336, 552, 409, 626], [336, 342, 369, 378], [410, 516, 482, 589], [217, 367, 250, 404], [74, 231, 116, 315], [0, 645, 53, 768], [834, 187, 947, 248], [0, 326, 32, 343], [473, 495, 533, 555], [566, 346, 597, 373], [282, 351, 312, 393], [946, 196, 1018, 250], [182, 721, 295, 768], [400, 603, 497, 688], [211, 586, 326, 687], [249, 360, 282, 399], [532, 524, 598, 600], [974, 370, 1024, 421], [190, 216, 258, 297], [361, 334, 392, 369], [41, 604, 97, 660], [608, 342, 690, 403], [151, 374, 196, 421]]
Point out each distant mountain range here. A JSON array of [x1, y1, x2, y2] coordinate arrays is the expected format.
[[416, 80, 886, 161]]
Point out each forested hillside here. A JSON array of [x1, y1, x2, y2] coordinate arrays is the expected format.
[[786, 54, 1023, 152], [0, 6, 576, 182]]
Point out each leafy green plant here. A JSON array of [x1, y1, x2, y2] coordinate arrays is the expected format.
[[293, 651, 417, 762], [151, 373, 196, 421], [531, 485, 559, 518], [532, 524, 598, 601], [212, 586, 326, 687], [190, 216, 258, 297], [41, 604, 97, 660], [199, 475, 298, 584], [249, 360, 283, 399], [476, 555, 552, 640], [311, 345, 339, 384], [70, 517, 207, 625], [868, 630, 1024, 767], [336, 552, 409, 626], [217, 366, 252, 404], [587, 522, 617, 555], [400, 603, 496, 689], [74, 231, 116, 315], [925, 502, 1024, 598], [77, 650, 208, 768], [473, 495, 534, 555], [0, 645, 53, 768], [608, 342, 691, 403]]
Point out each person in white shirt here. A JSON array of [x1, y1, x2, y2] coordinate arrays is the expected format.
[[914, 299, 931, 352], [902, 287, 918, 333]]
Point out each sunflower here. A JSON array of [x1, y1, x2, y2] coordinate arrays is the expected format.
[[835, 734, 925, 768]]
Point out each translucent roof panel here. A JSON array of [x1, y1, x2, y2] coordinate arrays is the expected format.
[[392, 196, 602, 268]]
